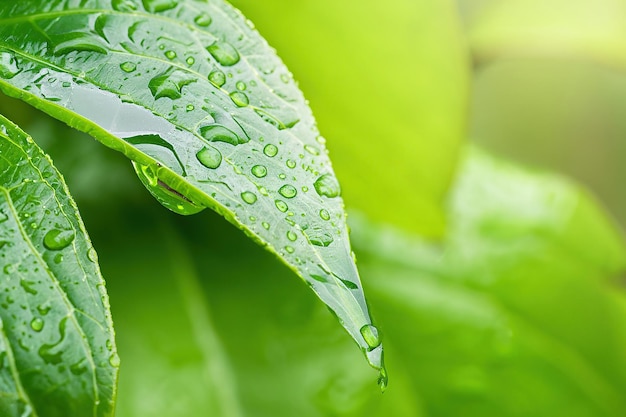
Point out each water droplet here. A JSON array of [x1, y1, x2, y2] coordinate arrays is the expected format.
[[112, 0, 137, 10], [52, 32, 109, 55], [149, 69, 196, 100], [208, 70, 226, 87], [70, 359, 88, 375], [0, 51, 19, 79], [199, 125, 246, 145], [109, 353, 121, 367], [38, 317, 67, 365], [20, 279, 38, 295], [236, 81, 246, 91], [43, 229, 75, 251], [278, 184, 297, 199], [278, 173, 287, 180], [304, 144, 320, 155], [207, 41, 240, 66], [142, 0, 178, 13], [378, 367, 389, 392], [241, 191, 257, 205], [196, 145, 223, 169], [285, 246, 295, 254], [30, 318, 44, 332], [186, 104, 195, 111], [87, 248, 98, 263], [286, 231, 297, 242], [106, 339, 114, 351], [305, 226, 334, 247], [262, 222, 270, 230], [314, 174, 341, 198], [275, 200, 288, 212], [230, 91, 249, 107], [120, 61, 137, 73], [194, 13, 212, 27], [251, 165, 267, 178], [257, 186, 269, 196], [286, 159, 296, 169], [53, 253, 64, 264], [302, 186, 309, 192], [263, 144, 278, 157], [165, 50, 177, 60], [186, 56, 195, 66], [319, 209, 331, 221], [37, 304, 51, 316]]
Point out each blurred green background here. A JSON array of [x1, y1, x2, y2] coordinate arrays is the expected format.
[[2, 0, 626, 416]]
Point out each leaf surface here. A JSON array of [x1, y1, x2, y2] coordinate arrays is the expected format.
[[0, 114, 117, 417], [0, 0, 383, 379]]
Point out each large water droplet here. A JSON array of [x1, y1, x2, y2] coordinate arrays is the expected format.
[[43, 229, 75, 251], [360, 324, 381, 350], [207, 41, 240, 66], [251, 165, 267, 178], [194, 13, 212, 27], [230, 91, 249, 107], [0, 51, 19, 79], [196, 145, 222, 169], [149, 69, 195, 100], [208, 70, 226, 87], [304, 144, 321, 155], [199, 125, 247, 145], [263, 144, 278, 157], [142, 0, 178, 13], [241, 191, 257, 205], [278, 184, 297, 199], [38, 317, 67, 365], [314, 174, 341, 198], [120, 61, 137, 73]]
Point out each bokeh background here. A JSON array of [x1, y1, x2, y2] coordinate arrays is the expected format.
[[2, 0, 626, 416]]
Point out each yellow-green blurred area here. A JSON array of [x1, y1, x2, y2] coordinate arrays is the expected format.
[[2, 0, 626, 416]]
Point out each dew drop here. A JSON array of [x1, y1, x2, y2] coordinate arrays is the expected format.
[[0, 51, 19, 79], [186, 104, 195, 112], [109, 353, 121, 367], [186, 56, 195, 66], [275, 200, 288, 213], [241, 191, 258, 205], [314, 174, 341, 198], [30, 318, 44, 332], [208, 70, 226, 87], [43, 229, 75, 251], [278, 184, 297, 199], [165, 50, 177, 60], [196, 145, 223, 169], [199, 125, 246, 145], [142, 0, 178, 13], [262, 222, 270, 230], [306, 226, 334, 247], [285, 246, 295, 254], [263, 144, 278, 157], [286, 159, 296, 169], [286, 230, 297, 242], [278, 173, 287, 180], [319, 209, 331, 221], [194, 13, 212, 27], [120, 61, 137, 73], [304, 144, 320, 155], [251, 165, 267, 178], [53, 253, 64, 264], [236, 81, 246, 91], [230, 91, 249, 107], [207, 41, 240, 66]]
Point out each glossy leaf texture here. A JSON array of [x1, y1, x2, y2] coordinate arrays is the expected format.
[[0, 0, 384, 379], [0, 114, 117, 417]]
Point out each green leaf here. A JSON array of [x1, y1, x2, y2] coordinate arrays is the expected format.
[[230, 0, 470, 237], [0, 114, 117, 417], [0, 1, 383, 380], [352, 146, 626, 416]]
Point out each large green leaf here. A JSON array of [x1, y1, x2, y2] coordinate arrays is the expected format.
[[230, 0, 469, 237], [0, 114, 117, 417], [0, 0, 384, 380], [353, 147, 626, 417]]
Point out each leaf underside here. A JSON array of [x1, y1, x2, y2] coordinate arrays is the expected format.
[[0, 0, 384, 382], [0, 113, 117, 417]]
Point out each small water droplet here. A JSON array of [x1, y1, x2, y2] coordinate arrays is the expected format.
[[106, 339, 114, 351], [275, 200, 288, 212], [43, 229, 75, 251], [319, 209, 331, 221], [285, 246, 295, 254], [263, 144, 278, 157], [304, 144, 320, 155], [314, 174, 341, 198], [194, 13, 212, 27], [120, 61, 137, 73], [186, 104, 195, 112], [30, 318, 44, 332], [207, 41, 240, 66], [37, 304, 51, 316], [208, 70, 226, 87], [278, 184, 297, 199], [70, 359, 88, 375], [251, 165, 267, 178], [278, 173, 287, 180], [236, 81, 246, 91], [305, 226, 334, 247], [286, 159, 296, 169], [87, 248, 98, 263], [230, 91, 249, 107], [165, 50, 177, 60], [286, 231, 297, 242], [262, 222, 270, 230], [241, 191, 257, 205], [109, 353, 121, 367], [149, 69, 195, 100], [186, 56, 195, 66], [258, 186, 269, 196], [199, 125, 246, 145], [53, 253, 64, 264], [196, 145, 223, 169], [142, 0, 178, 13]]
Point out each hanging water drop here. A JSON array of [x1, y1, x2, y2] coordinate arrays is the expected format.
[[165, 50, 177, 60], [199, 125, 246, 145]]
